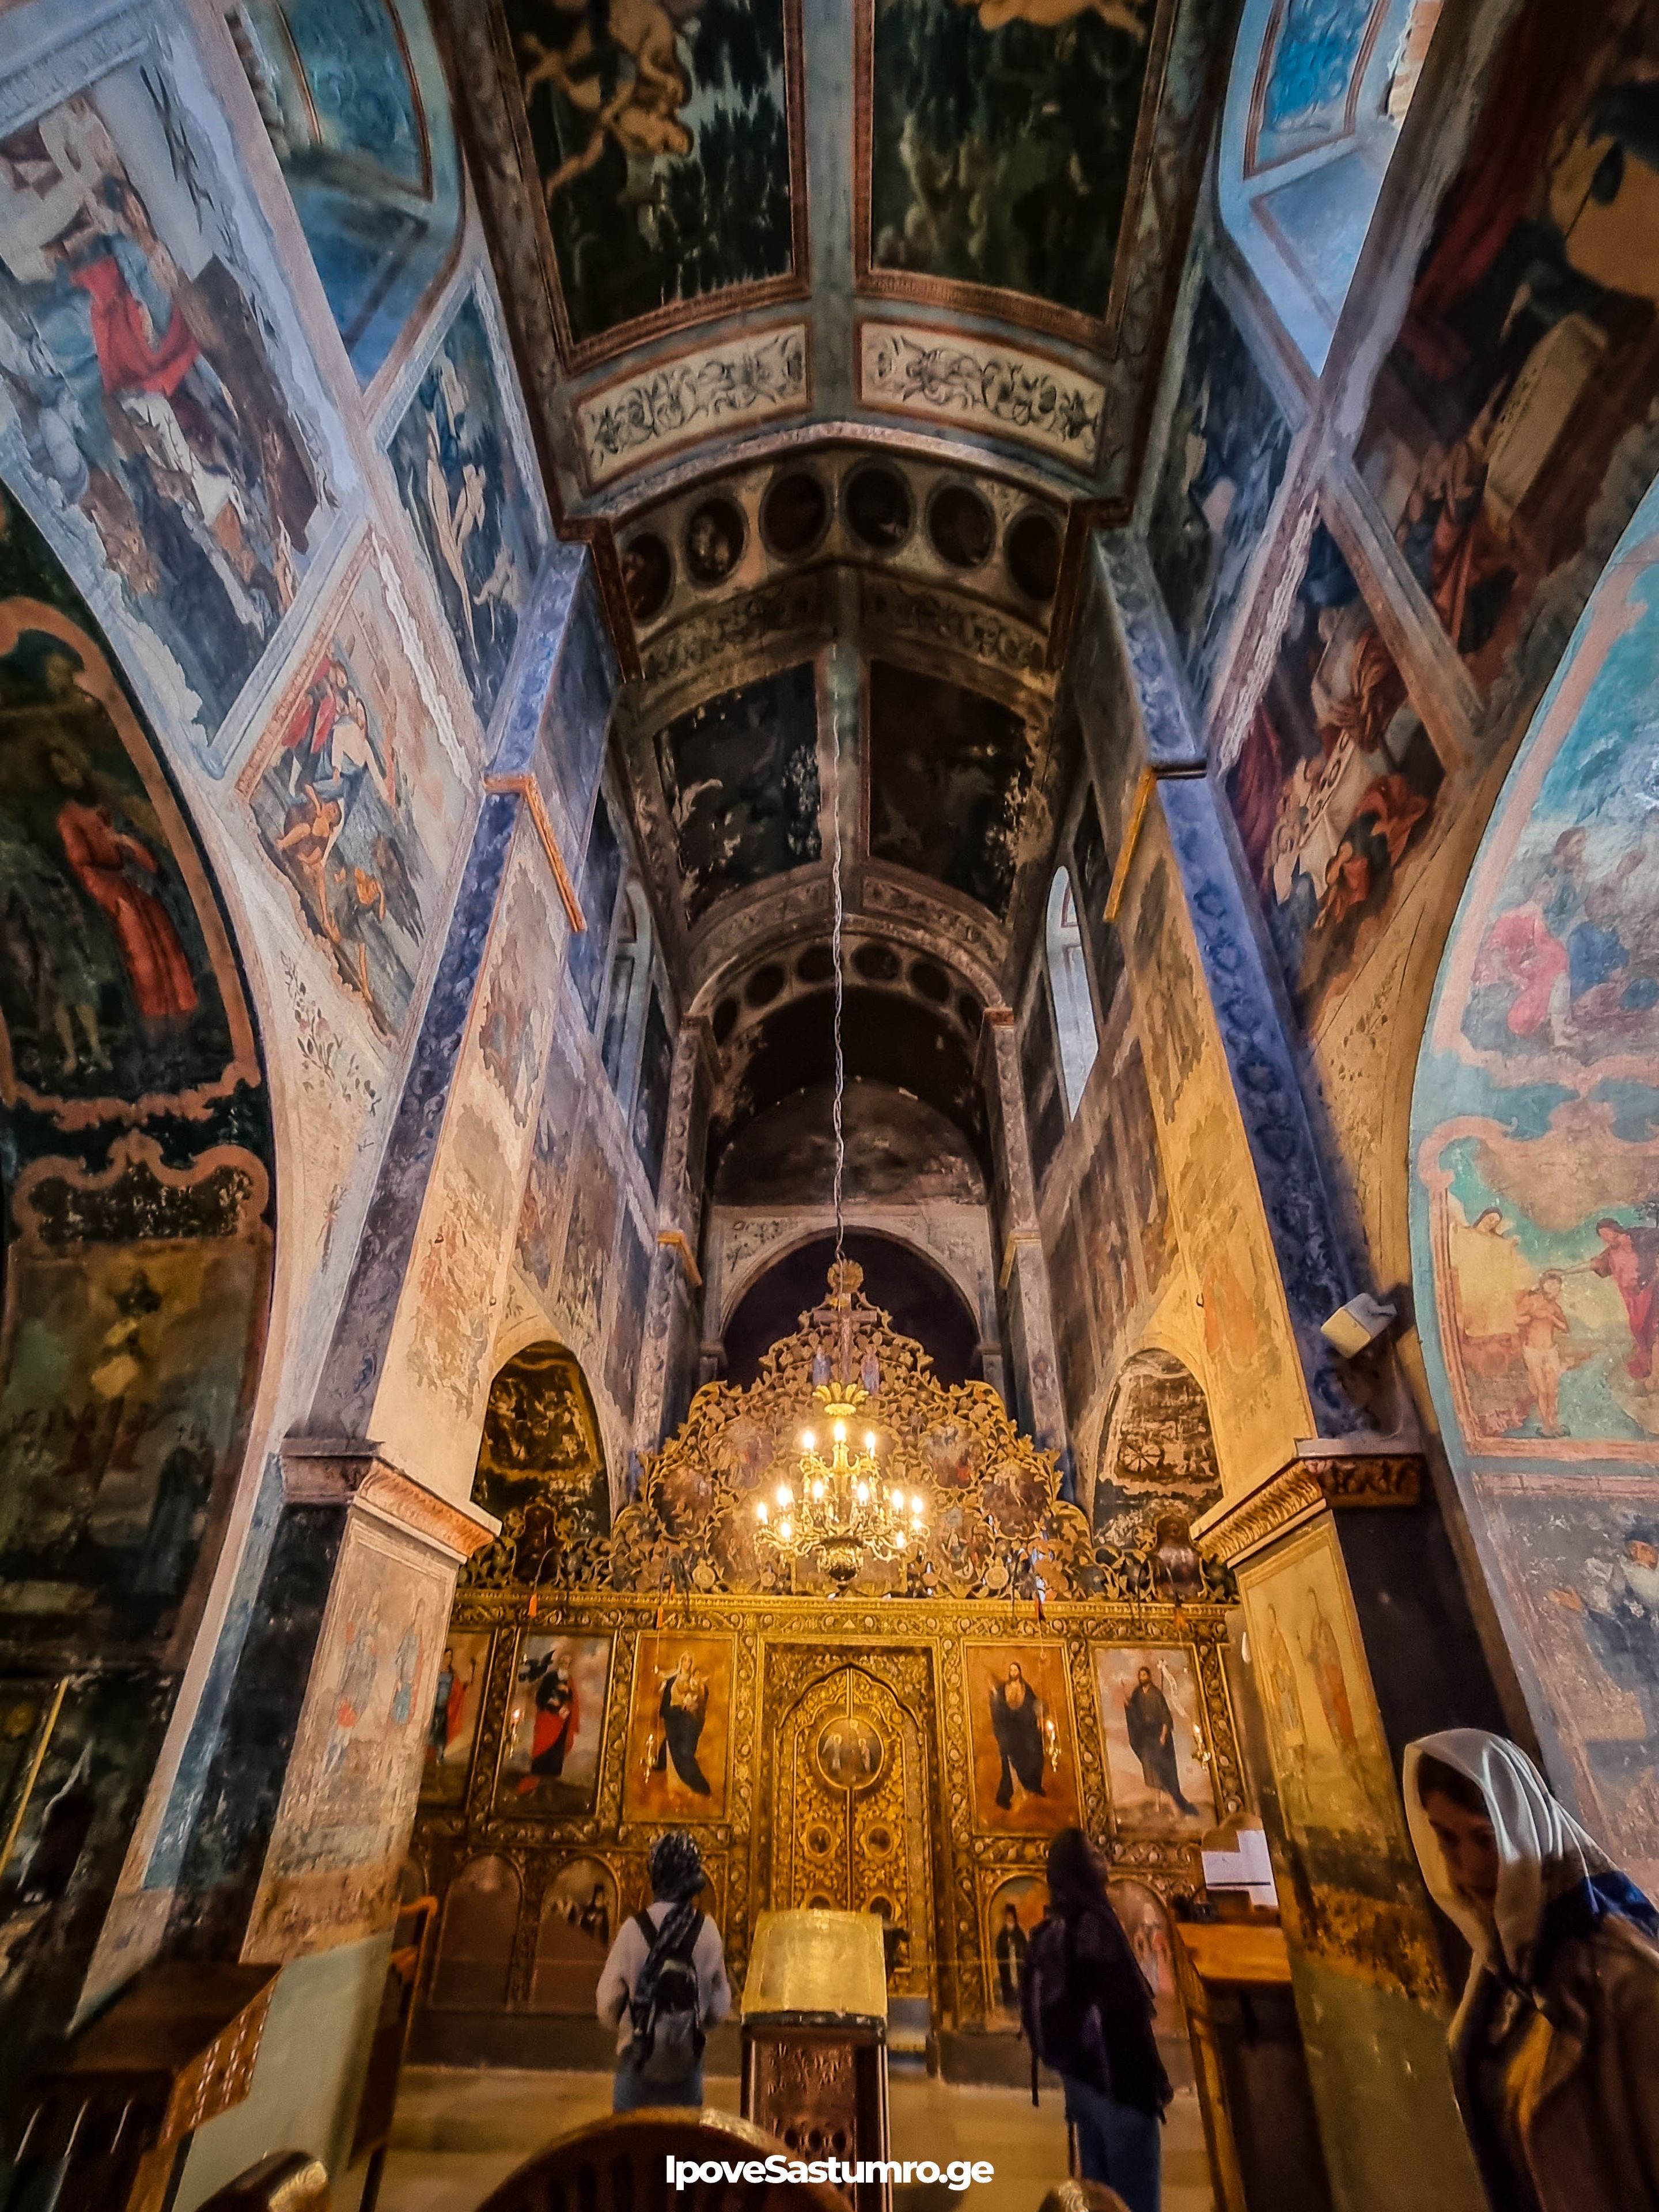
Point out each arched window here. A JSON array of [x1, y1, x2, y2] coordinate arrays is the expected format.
[[1046, 870, 1099, 1116], [1219, 0, 1442, 371], [599, 885, 652, 1107]]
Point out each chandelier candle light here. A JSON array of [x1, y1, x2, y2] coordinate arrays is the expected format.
[[755, 1378, 923, 1590]]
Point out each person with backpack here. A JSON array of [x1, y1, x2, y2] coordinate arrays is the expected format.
[[596, 1831, 730, 2111], [1020, 1828, 1171, 2212]]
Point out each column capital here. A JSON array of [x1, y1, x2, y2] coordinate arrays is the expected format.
[[279, 1435, 500, 1565]]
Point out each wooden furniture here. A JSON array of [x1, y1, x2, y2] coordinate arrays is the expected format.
[[348, 1895, 436, 2212], [196, 2150, 331, 2212], [6, 1961, 279, 2212], [1173, 1922, 1332, 2212], [475, 2109, 851, 2212], [740, 1911, 889, 2212]]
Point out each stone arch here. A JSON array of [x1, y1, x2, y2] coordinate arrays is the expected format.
[[1091, 1350, 1222, 1547], [717, 1227, 988, 1388]]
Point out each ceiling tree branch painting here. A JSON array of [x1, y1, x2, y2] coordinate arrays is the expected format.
[[862, 0, 1165, 338], [500, 0, 806, 364]]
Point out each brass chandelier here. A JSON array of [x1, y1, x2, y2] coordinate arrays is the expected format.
[[755, 1376, 924, 1589]]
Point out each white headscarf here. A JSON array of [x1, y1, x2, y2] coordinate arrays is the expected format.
[[1403, 1729, 1612, 1983]]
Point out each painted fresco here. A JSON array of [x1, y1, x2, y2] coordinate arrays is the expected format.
[[1109, 1877, 1181, 2035], [654, 663, 819, 923], [622, 1631, 735, 1824], [241, 538, 467, 1041], [503, 0, 800, 355], [1483, 1492, 1659, 1889], [249, 1518, 452, 1957], [1048, 1205, 1096, 1430], [603, 1207, 651, 1425], [474, 1343, 609, 1549], [386, 286, 541, 727], [1419, 533, 1659, 1453], [569, 797, 623, 1027], [868, 661, 1032, 917], [1076, 1111, 1135, 1365], [1095, 1645, 1212, 1834], [1357, 4, 1659, 691], [516, 1027, 584, 1298], [1225, 521, 1442, 1029], [1147, 282, 1293, 709], [0, 56, 338, 755], [531, 1855, 618, 2010], [1020, 983, 1064, 1189], [1251, 0, 1387, 169], [866, 0, 1159, 328], [1238, 1520, 1442, 1998], [555, 1122, 620, 1349], [1071, 784, 1122, 1016], [0, 503, 272, 1655], [421, 1628, 491, 1807], [237, 0, 463, 383], [1092, 1353, 1221, 1550], [1130, 857, 1206, 1122], [0, 592, 257, 1123], [1115, 1035, 1175, 1296], [963, 1642, 1080, 1835], [497, 1631, 612, 1815], [984, 1870, 1047, 2021]]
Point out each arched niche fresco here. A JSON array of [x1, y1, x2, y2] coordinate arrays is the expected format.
[[230, 0, 464, 385], [722, 1229, 983, 1391], [1219, 0, 1441, 370], [460, 1341, 612, 1598], [1411, 471, 1659, 1892], [528, 1855, 618, 2013], [429, 1852, 519, 2010], [0, 492, 273, 2068], [1091, 1350, 1222, 1556]]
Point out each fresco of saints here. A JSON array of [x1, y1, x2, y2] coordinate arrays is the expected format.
[[649, 1648, 711, 1796], [990, 1660, 1047, 1809], [1262, 1604, 1306, 1771], [1551, 1529, 1659, 1743], [1302, 1595, 1358, 1755], [1123, 1664, 1198, 1819]]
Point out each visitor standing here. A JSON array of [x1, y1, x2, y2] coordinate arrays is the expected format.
[[1021, 1827, 1171, 2212], [1406, 1728, 1659, 2212], [596, 1831, 730, 2111]]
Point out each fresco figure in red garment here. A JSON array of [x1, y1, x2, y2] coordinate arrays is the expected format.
[[1302, 1594, 1359, 1755], [518, 1652, 579, 1793], [1590, 1219, 1659, 1381], [49, 740, 196, 1024]]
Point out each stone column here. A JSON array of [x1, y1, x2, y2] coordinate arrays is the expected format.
[[980, 1007, 1068, 1459], [632, 1017, 713, 1457]]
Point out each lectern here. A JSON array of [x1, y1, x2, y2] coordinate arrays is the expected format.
[[741, 1910, 891, 2212]]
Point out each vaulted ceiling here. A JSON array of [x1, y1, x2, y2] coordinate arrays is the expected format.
[[444, 0, 1232, 1052]]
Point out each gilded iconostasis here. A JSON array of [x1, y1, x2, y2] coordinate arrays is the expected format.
[[411, 1273, 1242, 2048]]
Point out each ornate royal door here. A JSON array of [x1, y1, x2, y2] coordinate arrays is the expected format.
[[770, 1664, 934, 2005]]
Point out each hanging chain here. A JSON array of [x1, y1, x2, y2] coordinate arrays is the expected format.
[[831, 678, 846, 1270]]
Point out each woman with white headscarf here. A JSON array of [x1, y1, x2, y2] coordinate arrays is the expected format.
[[1404, 1729, 1659, 2211]]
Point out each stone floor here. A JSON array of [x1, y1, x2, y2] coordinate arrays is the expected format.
[[368, 2066, 1215, 2212]]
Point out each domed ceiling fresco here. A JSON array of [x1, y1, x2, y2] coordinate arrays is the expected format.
[[439, 0, 1229, 1011]]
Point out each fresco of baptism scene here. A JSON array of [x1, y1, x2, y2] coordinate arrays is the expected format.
[[6, 4, 1659, 2212]]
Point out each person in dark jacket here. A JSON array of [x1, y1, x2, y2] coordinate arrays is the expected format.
[[1024, 1828, 1171, 2212]]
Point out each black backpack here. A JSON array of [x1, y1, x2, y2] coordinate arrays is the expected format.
[[1020, 1911, 1105, 2107], [628, 1908, 706, 2084]]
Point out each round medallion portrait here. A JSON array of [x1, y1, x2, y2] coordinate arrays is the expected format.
[[844, 461, 913, 551], [761, 468, 830, 558], [620, 531, 673, 623], [805, 1821, 835, 1860], [817, 1713, 885, 1790], [684, 496, 747, 587], [863, 1822, 894, 1857], [927, 482, 997, 570]]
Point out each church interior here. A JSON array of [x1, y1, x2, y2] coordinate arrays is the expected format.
[[3, 2, 1659, 2210]]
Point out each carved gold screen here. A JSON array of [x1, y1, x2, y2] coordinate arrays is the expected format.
[[770, 1662, 934, 2002]]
